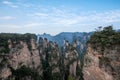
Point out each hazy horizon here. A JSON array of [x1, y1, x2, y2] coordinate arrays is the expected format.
[[0, 0, 120, 35]]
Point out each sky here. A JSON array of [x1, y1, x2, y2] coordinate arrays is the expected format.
[[0, 0, 120, 35]]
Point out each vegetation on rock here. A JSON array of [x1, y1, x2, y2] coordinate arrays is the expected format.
[[85, 26, 120, 80], [0, 33, 36, 54], [88, 26, 120, 51]]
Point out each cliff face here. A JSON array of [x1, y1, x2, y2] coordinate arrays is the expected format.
[[38, 38, 61, 80], [0, 39, 41, 80], [0, 33, 82, 80], [83, 26, 120, 80], [83, 45, 112, 80], [63, 40, 81, 80], [83, 45, 120, 80]]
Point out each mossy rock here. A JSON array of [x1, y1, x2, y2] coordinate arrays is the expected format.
[[68, 76, 75, 80]]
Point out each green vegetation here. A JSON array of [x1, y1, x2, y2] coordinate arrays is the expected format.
[[52, 72, 61, 80], [0, 33, 37, 54], [99, 56, 110, 66], [41, 47, 52, 80], [88, 26, 120, 51], [68, 76, 75, 80], [9, 65, 42, 80], [76, 58, 83, 78], [87, 26, 120, 73]]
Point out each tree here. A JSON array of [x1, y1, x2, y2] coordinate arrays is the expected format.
[[88, 26, 120, 51]]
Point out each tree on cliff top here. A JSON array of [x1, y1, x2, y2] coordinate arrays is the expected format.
[[87, 26, 120, 50]]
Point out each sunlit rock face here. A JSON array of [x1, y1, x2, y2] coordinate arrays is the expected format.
[[0, 39, 40, 79], [83, 44, 120, 80], [0, 38, 41, 79], [63, 40, 81, 80]]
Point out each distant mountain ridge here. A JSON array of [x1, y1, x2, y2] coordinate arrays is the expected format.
[[37, 28, 119, 55], [37, 32, 93, 58], [117, 29, 120, 32], [37, 28, 120, 46], [37, 32, 93, 46]]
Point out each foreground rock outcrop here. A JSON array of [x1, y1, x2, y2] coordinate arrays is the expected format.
[[83, 26, 120, 80], [83, 45, 112, 80]]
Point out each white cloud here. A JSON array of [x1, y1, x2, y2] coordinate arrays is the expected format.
[[28, 13, 48, 17], [0, 16, 15, 20], [2, 1, 18, 8], [0, 22, 47, 34], [53, 19, 78, 26], [23, 23, 44, 27], [2, 1, 35, 8], [57, 10, 120, 26], [28, 6, 120, 27], [23, 4, 32, 8], [88, 10, 120, 23], [0, 24, 20, 29], [0, 22, 44, 29]]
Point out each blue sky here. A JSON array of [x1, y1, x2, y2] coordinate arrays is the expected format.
[[0, 0, 120, 35]]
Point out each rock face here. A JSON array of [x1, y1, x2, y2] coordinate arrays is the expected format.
[[62, 40, 81, 80], [83, 45, 113, 80], [9, 42, 40, 69], [38, 38, 61, 80], [83, 44, 120, 80], [38, 32, 92, 56], [0, 33, 82, 80], [0, 39, 41, 80], [83, 26, 120, 80]]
